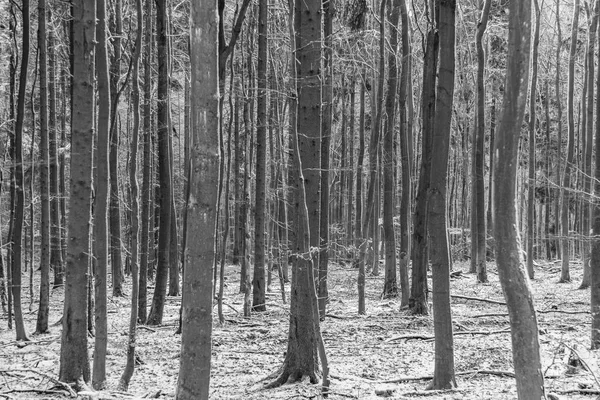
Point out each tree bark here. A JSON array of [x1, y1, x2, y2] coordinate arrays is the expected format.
[[382, 0, 400, 299], [36, 0, 51, 334], [92, 0, 110, 388], [60, 0, 95, 385], [253, 0, 268, 312], [473, 0, 491, 283], [410, 27, 438, 315], [560, 0, 580, 283], [147, 0, 173, 325], [427, 0, 457, 389], [11, 0, 31, 342], [493, 0, 545, 397], [176, 1, 219, 396]]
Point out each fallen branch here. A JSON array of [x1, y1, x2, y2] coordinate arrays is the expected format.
[[400, 389, 464, 397], [378, 369, 515, 383], [553, 388, 600, 395], [0, 368, 76, 397], [538, 309, 590, 315], [451, 294, 506, 306], [1, 389, 71, 396], [385, 328, 510, 343]]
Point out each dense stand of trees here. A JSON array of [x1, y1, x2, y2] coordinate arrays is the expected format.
[[2, 0, 600, 399]]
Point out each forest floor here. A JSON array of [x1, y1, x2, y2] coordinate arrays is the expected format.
[[0, 258, 598, 399]]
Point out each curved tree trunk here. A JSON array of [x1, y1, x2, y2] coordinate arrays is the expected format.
[[493, 0, 545, 397], [11, 0, 31, 343]]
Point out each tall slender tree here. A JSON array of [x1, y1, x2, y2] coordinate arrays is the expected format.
[[253, 0, 268, 312], [59, 0, 96, 385], [92, 0, 111, 388], [11, 0, 31, 342], [560, 0, 580, 283], [36, 0, 52, 334]]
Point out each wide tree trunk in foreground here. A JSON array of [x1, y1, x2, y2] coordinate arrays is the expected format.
[[59, 0, 95, 386], [493, 0, 545, 397], [176, 1, 219, 397]]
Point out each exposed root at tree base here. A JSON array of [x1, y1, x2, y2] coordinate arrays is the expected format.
[[265, 369, 320, 390]]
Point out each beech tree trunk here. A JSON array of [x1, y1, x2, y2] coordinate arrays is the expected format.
[[36, 0, 51, 334], [59, 0, 95, 385], [147, 0, 173, 325], [560, 0, 579, 283], [493, 1, 545, 397], [11, 0, 31, 343], [176, 1, 219, 396], [427, 0, 456, 389], [92, 0, 110, 388], [382, 0, 400, 298]]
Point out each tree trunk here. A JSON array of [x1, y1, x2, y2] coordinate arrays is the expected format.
[[176, 2, 219, 396], [59, 0, 95, 385], [397, 0, 411, 307], [473, 0, 491, 283], [356, 76, 366, 314], [318, 0, 333, 317], [119, 0, 142, 387], [48, 7, 63, 289], [36, 0, 51, 334], [11, 0, 31, 342], [109, 0, 124, 296], [147, 0, 173, 325], [410, 27, 438, 315], [92, 0, 110, 388], [382, 0, 400, 299], [494, 1, 545, 397], [526, 0, 541, 280], [581, 1, 598, 289], [252, 0, 268, 312], [138, 0, 153, 325], [427, 0, 456, 389], [268, 0, 328, 388]]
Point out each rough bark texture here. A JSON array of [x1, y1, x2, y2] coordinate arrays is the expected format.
[[59, 0, 95, 384], [356, 79, 366, 314], [427, 0, 456, 389], [493, 0, 545, 397], [592, 0, 600, 351]]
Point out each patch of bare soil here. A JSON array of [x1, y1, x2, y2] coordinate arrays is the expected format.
[[0, 259, 598, 399]]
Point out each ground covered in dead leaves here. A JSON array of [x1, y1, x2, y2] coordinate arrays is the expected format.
[[0, 259, 598, 399]]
